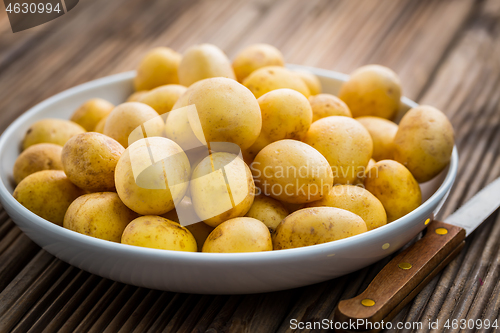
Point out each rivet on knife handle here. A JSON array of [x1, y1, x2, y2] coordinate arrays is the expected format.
[[335, 220, 466, 331]]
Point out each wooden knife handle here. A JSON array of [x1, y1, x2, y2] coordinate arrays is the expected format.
[[335, 220, 466, 331]]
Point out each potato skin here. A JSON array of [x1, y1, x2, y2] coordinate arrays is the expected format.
[[305, 185, 386, 231], [356, 116, 398, 161], [134, 47, 181, 91], [309, 94, 352, 122], [22, 119, 86, 150], [393, 105, 454, 183], [245, 195, 288, 233], [232, 44, 285, 82], [121, 216, 197, 252], [252, 140, 333, 204], [94, 116, 107, 133], [202, 217, 272, 253], [138, 84, 187, 115], [339, 65, 402, 119], [64, 192, 138, 242], [13, 170, 84, 226], [293, 70, 322, 95], [126, 91, 148, 102], [70, 98, 114, 131], [62, 132, 124, 192], [365, 160, 421, 222], [243, 66, 311, 99], [13, 143, 63, 184], [273, 207, 367, 250]]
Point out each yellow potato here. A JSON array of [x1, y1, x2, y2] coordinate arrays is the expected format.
[[134, 47, 181, 91], [178, 44, 235, 86], [393, 105, 454, 183], [245, 195, 288, 232], [13, 170, 84, 226], [13, 143, 63, 184], [243, 66, 311, 99], [103, 102, 164, 148], [309, 94, 352, 122], [202, 217, 272, 253], [126, 90, 148, 102], [121, 216, 197, 252], [356, 116, 398, 161], [273, 207, 367, 250], [138, 84, 187, 115], [365, 160, 421, 222], [22, 119, 86, 150], [293, 69, 322, 95], [70, 98, 114, 131], [339, 65, 402, 119], [245, 89, 312, 159], [304, 116, 373, 185], [252, 140, 333, 204], [115, 137, 190, 215], [190, 152, 255, 227], [94, 116, 107, 133], [232, 44, 285, 82], [62, 132, 124, 192], [64, 192, 138, 242], [305, 185, 386, 231]]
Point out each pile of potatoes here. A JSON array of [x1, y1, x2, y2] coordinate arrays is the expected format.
[[12, 43, 454, 253]]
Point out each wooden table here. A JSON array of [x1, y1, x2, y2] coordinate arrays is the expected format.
[[0, 0, 499, 331]]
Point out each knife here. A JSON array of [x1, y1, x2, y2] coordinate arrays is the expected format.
[[335, 177, 500, 332]]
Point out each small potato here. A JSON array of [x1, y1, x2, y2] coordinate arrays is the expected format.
[[22, 119, 86, 150], [70, 98, 114, 131], [293, 69, 322, 95], [365, 160, 421, 222], [62, 132, 124, 192], [115, 137, 190, 215], [178, 44, 235, 86], [122, 216, 197, 252], [13, 143, 63, 184], [126, 90, 148, 102], [64, 192, 138, 242], [309, 94, 352, 122], [305, 185, 386, 231], [202, 217, 272, 253], [245, 195, 288, 232], [252, 140, 333, 204], [103, 102, 164, 148], [94, 116, 107, 133], [339, 65, 402, 119], [243, 66, 311, 99], [393, 105, 454, 183], [13, 170, 84, 225], [273, 207, 367, 250], [190, 152, 255, 227], [304, 116, 373, 185], [356, 116, 398, 161], [138, 84, 187, 115], [134, 47, 181, 91], [245, 89, 312, 159], [232, 44, 285, 82]]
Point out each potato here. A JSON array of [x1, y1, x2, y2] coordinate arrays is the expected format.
[[190, 152, 255, 227], [393, 105, 454, 183], [13, 143, 63, 184], [103, 102, 164, 148], [62, 132, 124, 192], [134, 47, 181, 91], [187, 77, 262, 150], [138, 84, 187, 115], [304, 116, 373, 185], [309, 94, 352, 122], [13, 170, 84, 226], [64, 192, 138, 242], [305, 185, 386, 231], [243, 66, 311, 98], [339, 65, 402, 119], [232, 44, 285, 82], [356, 116, 398, 161], [126, 90, 148, 102], [252, 140, 333, 204], [70, 98, 114, 131], [202, 217, 272, 253], [178, 44, 235, 86], [22, 119, 86, 150], [273, 207, 367, 250], [245, 89, 312, 159], [293, 69, 322, 95], [365, 160, 421, 222], [121, 216, 197, 252], [245, 195, 288, 232], [94, 116, 107, 133]]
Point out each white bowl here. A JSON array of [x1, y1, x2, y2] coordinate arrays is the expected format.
[[0, 66, 458, 294]]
